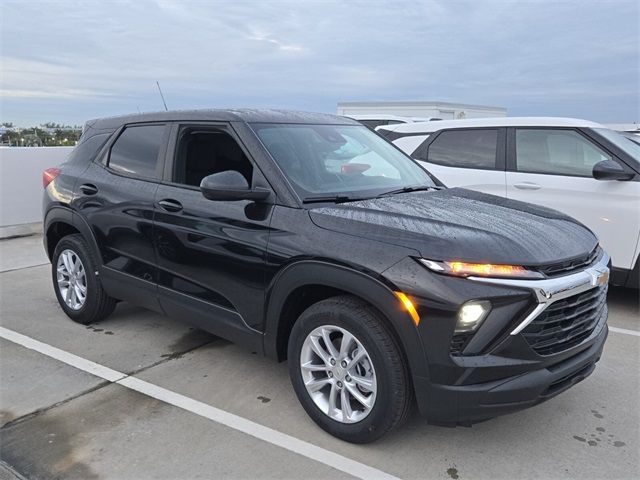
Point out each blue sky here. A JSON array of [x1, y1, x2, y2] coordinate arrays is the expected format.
[[1, 0, 638, 126]]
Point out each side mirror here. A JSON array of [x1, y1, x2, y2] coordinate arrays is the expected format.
[[200, 171, 270, 201], [592, 160, 634, 181]]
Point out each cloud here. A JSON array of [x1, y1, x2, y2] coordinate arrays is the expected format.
[[247, 33, 306, 53], [1, 0, 638, 125]]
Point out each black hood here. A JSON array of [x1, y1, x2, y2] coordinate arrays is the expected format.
[[309, 188, 598, 266]]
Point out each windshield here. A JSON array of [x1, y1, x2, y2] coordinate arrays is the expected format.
[[251, 123, 435, 200], [594, 128, 640, 165]]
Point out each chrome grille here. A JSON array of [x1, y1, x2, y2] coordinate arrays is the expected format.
[[522, 285, 607, 355]]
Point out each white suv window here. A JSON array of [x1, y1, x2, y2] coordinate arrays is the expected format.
[[515, 129, 611, 177], [427, 129, 498, 169]]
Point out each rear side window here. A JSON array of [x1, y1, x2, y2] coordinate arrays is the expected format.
[[108, 124, 165, 179], [66, 133, 110, 164], [427, 129, 498, 169], [515, 129, 612, 176]]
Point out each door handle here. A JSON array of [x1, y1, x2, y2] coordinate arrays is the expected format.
[[158, 199, 183, 212], [513, 182, 541, 190], [79, 183, 98, 195]]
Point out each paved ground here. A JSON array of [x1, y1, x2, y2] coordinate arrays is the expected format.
[[0, 235, 638, 480]]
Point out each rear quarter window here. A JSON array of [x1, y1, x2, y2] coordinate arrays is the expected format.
[[392, 135, 430, 156], [66, 133, 111, 164]]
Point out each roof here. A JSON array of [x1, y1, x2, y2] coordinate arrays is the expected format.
[[378, 117, 607, 134], [337, 100, 507, 111], [85, 108, 360, 131]]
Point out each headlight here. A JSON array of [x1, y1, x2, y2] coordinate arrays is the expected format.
[[419, 259, 544, 279], [457, 300, 491, 333]]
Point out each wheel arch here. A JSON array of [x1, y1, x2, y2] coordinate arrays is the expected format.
[[263, 260, 430, 380], [44, 207, 101, 266]]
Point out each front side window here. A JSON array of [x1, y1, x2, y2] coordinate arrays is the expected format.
[[109, 124, 165, 178], [516, 129, 611, 176], [173, 127, 253, 187], [251, 123, 434, 199], [427, 129, 498, 169]]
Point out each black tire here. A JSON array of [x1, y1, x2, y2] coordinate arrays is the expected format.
[[288, 295, 412, 443], [51, 234, 116, 325]]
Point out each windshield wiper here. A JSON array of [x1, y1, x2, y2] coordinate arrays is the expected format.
[[376, 185, 441, 198], [302, 195, 367, 204]]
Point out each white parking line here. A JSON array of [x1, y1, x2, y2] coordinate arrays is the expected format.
[[0, 326, 400, 480], [0, 327, 126, 382], [609, 326, 640, 337]]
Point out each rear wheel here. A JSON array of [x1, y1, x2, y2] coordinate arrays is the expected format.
[[52, 234, 116, 324], [288, 295, 411, 443]]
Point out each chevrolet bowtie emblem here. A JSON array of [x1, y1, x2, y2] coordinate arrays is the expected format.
[[540, 289, 552, 300], [590, 268, 609, 287], [596, 270, 610, 286]]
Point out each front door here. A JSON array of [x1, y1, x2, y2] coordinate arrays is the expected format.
[[505, 127, 640, 270], [153, 124, 274, 348]]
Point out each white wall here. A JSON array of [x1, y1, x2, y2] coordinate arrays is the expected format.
[[0, 147, 73, 230]]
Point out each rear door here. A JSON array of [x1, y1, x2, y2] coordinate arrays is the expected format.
[[505, 127, 639, 270], [73, 123, 169, 311], [152, 123, 274, 348], [411, 128, 507, 196]]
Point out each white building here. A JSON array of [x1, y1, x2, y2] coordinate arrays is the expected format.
[[336, 101, 507, 120]]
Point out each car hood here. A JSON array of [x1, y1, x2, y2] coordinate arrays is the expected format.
[[308, 188, 598, 266]]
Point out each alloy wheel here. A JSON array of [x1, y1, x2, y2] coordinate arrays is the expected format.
[[56, 249, 87, 310], [300, 325, 377, 423]]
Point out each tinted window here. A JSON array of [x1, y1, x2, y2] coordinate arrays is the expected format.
[[66, 133, 110, 164], [427, 129, 498, 169], [173, 128, 253, 187], [516, 129, 611, 176], [109, 125, 165, 178]]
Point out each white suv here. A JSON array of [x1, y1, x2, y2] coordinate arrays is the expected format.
[[379, 117, 640, 288]]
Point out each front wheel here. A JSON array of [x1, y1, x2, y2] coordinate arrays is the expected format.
[[288, 296, 411, 443]]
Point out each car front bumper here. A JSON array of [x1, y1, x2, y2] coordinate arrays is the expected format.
[[414, 318, 607, 425], [383, 250, 611, 425]]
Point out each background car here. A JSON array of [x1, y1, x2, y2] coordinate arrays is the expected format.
[[343, 114, 414, 131], [621, 131, 640, 146], [378, 117, 640, 288]]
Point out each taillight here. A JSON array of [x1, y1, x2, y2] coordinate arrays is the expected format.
[[42, 168, 61, 188]]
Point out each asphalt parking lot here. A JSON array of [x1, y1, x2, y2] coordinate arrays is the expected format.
[[0, 235, 638, 480]]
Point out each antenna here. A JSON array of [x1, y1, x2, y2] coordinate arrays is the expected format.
[[156, 81, 168, 111]]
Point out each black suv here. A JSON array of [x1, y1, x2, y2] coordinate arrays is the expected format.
[[43, 110, 610, 443]]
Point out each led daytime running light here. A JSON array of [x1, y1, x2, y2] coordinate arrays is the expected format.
[[420, 259, 543, 279]]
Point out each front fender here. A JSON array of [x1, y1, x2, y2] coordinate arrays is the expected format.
[[263, 259, 430, 381]]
